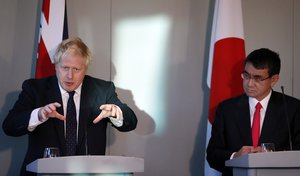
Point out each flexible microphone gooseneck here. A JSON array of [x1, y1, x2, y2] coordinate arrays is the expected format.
[[85, 119, 89, 155], [281, 86, 293, 150]]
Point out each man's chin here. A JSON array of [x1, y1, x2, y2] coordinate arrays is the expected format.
[[62, 86, 75, 92], [245, 92, 257, 98]]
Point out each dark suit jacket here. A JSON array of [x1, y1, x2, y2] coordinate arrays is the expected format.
[[2, 75, 137, 176], [206, 91, 300, 175]]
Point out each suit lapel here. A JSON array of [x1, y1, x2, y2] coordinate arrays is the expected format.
[[260, 92, 281, 143], [47, 76, 66, 154], [235, 95, 253, 145], [77, 77, 97, 151]]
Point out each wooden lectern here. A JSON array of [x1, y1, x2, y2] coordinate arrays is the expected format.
[[225, 151, 300, 176], [26, 155, 144, 176]]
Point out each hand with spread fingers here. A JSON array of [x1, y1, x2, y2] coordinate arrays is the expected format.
[[38, 102, 65, 121], [93, 104, 123, 124]]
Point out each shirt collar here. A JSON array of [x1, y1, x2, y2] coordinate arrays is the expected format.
[[58, 83, 83, 96], [249, 90, 272, 110]]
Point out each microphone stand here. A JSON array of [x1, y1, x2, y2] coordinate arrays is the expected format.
[[281, 86, 293, 150]]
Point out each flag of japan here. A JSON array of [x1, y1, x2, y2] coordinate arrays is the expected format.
[[205, 0, 246, 175]]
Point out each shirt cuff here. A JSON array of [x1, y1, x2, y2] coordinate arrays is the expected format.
[[109, 116, 123, 127], [28, 108, 48, 131], [109, 105, 123, 127], [230, 152, 236, 160]]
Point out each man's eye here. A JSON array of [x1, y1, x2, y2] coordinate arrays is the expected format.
[[73, 68, 80, 72], [244, 73, 250, 79], [254, 76, 263, 81]]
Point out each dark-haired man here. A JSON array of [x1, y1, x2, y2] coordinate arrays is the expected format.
[[207, 48, 300, 175]]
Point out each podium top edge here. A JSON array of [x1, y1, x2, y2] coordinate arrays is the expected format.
[[226, 151, 300, 168]]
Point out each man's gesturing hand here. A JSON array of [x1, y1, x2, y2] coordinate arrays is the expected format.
[[38, 102, 65, 121], [93, 104, 123, 124]]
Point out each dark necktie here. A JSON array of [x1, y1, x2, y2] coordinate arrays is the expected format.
[[66, 91, 77, 156], [252, 102, 262, 148]]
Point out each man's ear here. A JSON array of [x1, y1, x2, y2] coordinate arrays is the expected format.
[[270, 74, 279, 87]]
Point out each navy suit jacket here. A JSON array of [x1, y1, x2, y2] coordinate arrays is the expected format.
[[2, 75, 137, 175], [206, 91, 300, 175]]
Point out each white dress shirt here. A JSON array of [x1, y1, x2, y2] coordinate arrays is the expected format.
[[28, 83, 123, 131]]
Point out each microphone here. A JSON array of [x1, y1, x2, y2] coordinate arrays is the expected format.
[[281, 86, 292, 150], [85, 119, 89, 155]]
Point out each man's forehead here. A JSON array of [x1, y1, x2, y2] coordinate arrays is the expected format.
[[244, 63, 269, 75]]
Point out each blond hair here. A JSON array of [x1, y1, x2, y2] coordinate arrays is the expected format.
[[53, 37, 92, 66]]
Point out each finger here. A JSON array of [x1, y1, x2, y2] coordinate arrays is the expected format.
[[99, 104, 114, 111], [47, 111, 64, 120], [55, 112, 65, 120], [53, 102, 61, 107], [253, 147, 261, 153], [38, 108, 47, 121], [44, 106, 52, 114], [111, 106, 117, 117], [115, 109, 120, 120], [248, 147, 254, 153], [50, 102, 61, 110], [115, 107, 123, 121], [257, 146, 262, 152], [240, 146, 251, 154], [44, 103, 63, 120], [44, 102, 61, 113], [93, 112, 106, 124]]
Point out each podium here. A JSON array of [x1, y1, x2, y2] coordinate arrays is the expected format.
[[26, 155, 144, 176], [225, 151, 300, 176]]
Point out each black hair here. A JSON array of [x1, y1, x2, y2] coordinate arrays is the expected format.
[[245, 48, 281, 76]]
